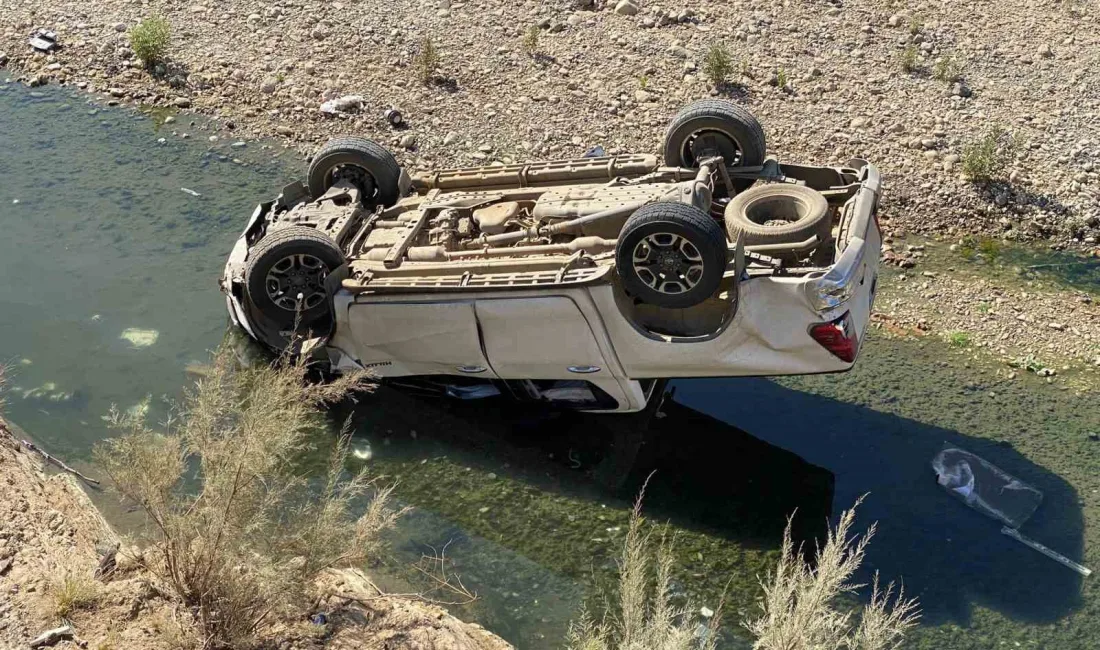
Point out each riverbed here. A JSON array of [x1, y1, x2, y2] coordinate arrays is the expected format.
[[1, 80, 1097, 649]]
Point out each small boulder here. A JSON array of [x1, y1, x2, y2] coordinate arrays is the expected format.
[[614, 0, 640, 16]]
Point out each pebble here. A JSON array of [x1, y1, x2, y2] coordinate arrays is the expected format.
[[399, 133, 417, 149], [113, 22, 126, 32], [443, 131, 460, 145], [276, 125, 293, 136], [260, 79, 277, 94], [1037, 44, 1053, 58], [174, 98, 191, 108]]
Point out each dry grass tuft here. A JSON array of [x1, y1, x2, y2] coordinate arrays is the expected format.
[[414, 37, 441, 84], [566, 482, 723, 650], [95, 344, 400, 649], [744, 497, 920, 650], [522, 25, 540, 55], [49, 562, 100, 618]]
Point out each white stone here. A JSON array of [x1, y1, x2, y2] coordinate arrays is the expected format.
[[614, 0, 640, 16]]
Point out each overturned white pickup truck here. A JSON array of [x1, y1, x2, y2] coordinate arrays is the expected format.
[[222, 100, 882, 412]]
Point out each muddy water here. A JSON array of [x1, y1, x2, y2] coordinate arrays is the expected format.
[[1, 80, 1098, 649]]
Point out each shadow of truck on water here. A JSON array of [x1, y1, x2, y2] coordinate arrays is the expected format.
[[673, 377, 1085, 627], [377, 373, 1084, 630]]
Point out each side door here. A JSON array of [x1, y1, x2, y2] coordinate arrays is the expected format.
[[345, 300, 495, 377], [474, 296, 611, 380]]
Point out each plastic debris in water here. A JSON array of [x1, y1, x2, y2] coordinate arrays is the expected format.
[[120, 328, 159, 348], [19, 358, 32, 366], [932, 446, 1091, 577], [184, 362, 216, 378], [180, 187, 202, 197], [932, 447, 1042, 528], [351, 443, 373, 461], [126, 396, 152, 420]]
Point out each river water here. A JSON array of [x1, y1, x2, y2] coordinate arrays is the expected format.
[[1, 80, 1098, 649]]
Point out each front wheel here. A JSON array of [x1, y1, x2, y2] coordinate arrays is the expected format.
[[244, 226, 345, 331], [615, 202, 728, 309]]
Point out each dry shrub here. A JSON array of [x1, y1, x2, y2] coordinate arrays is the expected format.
[[703, 43, 734, 87], [566, 485, 723, 650], [744, 498, 920, 650], [414, 37, 440, 84], [95, 345, 400, 649], [962, 125, 1019, 182]]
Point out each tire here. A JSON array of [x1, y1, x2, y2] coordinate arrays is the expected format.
[[724, 184, 831, 247], [307, 137, 402, 207], [616, 202, 728, 309], [244, 226, 345, 330], [662, 99, 766, 192]]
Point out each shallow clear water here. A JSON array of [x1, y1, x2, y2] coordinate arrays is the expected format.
[[1, 81, 1098, 649]]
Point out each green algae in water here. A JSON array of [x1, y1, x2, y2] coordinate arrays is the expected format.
[[914, 234, 1100, 296]]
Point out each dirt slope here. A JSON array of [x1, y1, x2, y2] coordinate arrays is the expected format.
[[0, 417, 512, 650]]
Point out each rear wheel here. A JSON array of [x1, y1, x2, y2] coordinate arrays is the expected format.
[[616, 202, 728, 309], [307, 137, 402, 207], [244, 226, 345, 331], [663, 100, 766, 193]]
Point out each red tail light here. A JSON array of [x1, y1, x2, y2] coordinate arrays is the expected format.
[[809, 312, 858, 363]]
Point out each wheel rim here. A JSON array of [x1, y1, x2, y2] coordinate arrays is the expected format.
[[324, 163, 376, 199], [265, 253, 330, 312], [631, 232, 705, 296], [679, 128, 744, 168]]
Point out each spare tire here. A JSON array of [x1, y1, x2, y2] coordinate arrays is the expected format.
[[724, 184, 830, 247], [244, 226, 345, 331], [663, 100, 766, 193], [307, 137, 402, 208], [616, 202, 728, 309]]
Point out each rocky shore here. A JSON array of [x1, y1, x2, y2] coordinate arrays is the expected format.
[[1, 0, 1098, 376], [0, 417, 512, 650]]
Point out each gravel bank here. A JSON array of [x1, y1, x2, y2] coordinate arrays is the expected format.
[[2, 0, 1099, 247]]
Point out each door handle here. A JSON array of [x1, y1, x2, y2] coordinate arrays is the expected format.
[[456, 365, 488, 374], [567, 365, 601, 374]]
